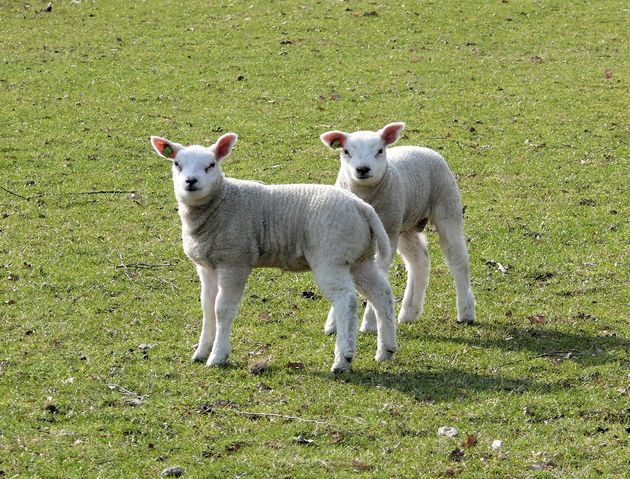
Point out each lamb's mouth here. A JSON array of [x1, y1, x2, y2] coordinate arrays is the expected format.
[[355, 174, 372, 181], [185, 186, 200, 192]]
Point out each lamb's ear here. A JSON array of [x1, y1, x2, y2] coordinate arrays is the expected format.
[[150, 136, 182, 160], [213, 133, 238, 162], [378, 122, 405, 146], [320, 131, 347, 150]]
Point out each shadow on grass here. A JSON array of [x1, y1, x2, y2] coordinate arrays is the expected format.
[[411, 322, 630, 367], [312, 367, 552, 403], [308, 324, 628, 403]]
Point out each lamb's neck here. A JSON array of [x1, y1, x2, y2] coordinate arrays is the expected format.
[[178, 180, 228, 237], [340, 164, 392, 203]]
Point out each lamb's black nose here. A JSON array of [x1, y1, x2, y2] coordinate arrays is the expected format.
[[185, 177, 198, 185], [356, 166, 371, 176]]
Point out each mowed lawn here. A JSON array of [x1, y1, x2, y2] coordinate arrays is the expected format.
[[1, 1, 628, 477]]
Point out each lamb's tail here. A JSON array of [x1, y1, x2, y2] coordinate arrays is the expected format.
[[363, 203, 390, 266]]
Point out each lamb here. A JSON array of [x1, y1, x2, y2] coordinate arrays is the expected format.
[[150, 132, 397, 373], [320, 122, 476, 333]]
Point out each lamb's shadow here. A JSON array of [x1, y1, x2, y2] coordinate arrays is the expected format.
[[312, 367, 551, 403], [411, 322, 629, 367], [310, 323, 627, 403]]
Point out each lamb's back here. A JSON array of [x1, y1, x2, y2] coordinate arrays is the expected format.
[[387, 146, 460, 231], [188, 180, 373, 271]]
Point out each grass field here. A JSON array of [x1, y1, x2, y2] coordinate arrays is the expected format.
[[1, 0, 628, 477]]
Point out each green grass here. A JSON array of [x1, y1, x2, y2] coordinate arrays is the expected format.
[[1, 0, 628, 477]]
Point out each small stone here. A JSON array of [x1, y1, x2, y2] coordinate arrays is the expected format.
[[438, 426, 459, 437], [161, 466, 185, 477], [491, 439, 503, 451], [125, 397, 143, 407], [293, 436, 314, 446]]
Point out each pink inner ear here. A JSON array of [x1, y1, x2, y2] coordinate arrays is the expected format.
[[381, 123, 404, 145], [321, 131, 346, 149], [215, 134, 237, 161], [152, 138, 177, 159]]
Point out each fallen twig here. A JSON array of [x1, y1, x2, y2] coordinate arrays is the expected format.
[[1, 186, 30, 201], [115, 262, 175, 270], [500, 346, 612, 367], [232, 410, 328, 425], [72, 190, 137, 195], [501, 350, 578, 367], [156, 277, 179, 291], [529, 349, 580, 360]]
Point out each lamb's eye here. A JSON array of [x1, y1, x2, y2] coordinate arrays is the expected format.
[[343, 149, 351, 157], [377, 149, 383, 155], [205, 163, 215, 172], [173, 161, 182, 171]]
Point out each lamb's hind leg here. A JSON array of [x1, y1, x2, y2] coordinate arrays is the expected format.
[[192, 265, 218, 362], [359, 236, 397, 333], [324, 234, 394, 336], [324, 306, 336, 335], [397, 230, 430, 324], [312, 265, 358, 373], [206, 266, 251, 366], [351, 261, 397, 362], [434, 215, 476, 324]]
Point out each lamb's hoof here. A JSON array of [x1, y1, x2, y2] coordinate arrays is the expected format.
[[375, 348, 396, 362], [457, 316, 476, 325], [397, 314, 418, 324], [398, 307, 421, 324], [206, 353, 229, 367], [324, 325, 337, 335], [331, 365, 350, 374], [331, 356, 353, 373], [192, 346, 211, 363], [192, 352, 209, 363]]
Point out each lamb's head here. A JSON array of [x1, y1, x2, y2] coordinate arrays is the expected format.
[[150, 133, 238, 205], [320, 122, 405, 186]]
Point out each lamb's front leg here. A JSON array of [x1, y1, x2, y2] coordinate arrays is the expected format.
[[360, 236, 398, 333], [192, 265, 218, 362], [206, 266, 251, 367]]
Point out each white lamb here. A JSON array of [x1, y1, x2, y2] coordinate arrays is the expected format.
[[150, 132, 397, 373], [320, 122, 476, 333]]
